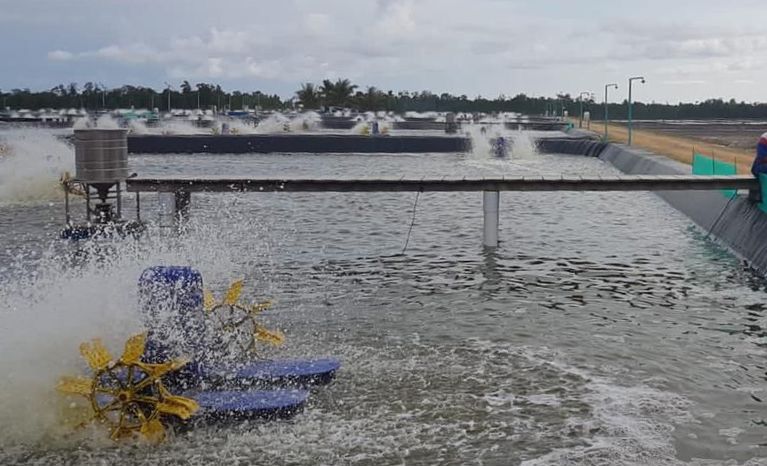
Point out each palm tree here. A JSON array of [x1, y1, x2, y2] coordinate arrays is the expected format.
[[319, 79, 335, 105], [319, 78, 358, 107], [296, 83, 320, 109]]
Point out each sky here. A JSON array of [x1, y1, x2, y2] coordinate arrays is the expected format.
[[1, 0, 766, 103]]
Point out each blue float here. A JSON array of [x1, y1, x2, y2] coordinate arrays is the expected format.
[[137, 265, 340, 421], [205, 358, 341, 388], [192, 389, 309, 421]]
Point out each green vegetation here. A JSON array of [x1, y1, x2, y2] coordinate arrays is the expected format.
[[3, 79, 767, 120], [0, 82, 282, 111]]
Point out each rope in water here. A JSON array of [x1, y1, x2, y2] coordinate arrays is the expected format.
[[401, 191, 421, 255]]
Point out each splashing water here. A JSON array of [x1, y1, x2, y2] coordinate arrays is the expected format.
[[72, 118, 90, 130], [288, 111, 321, 132], [72, 114, 121, 130], [95, 115, 119, 129], [157, 120, 209, 135], [127, 119, 149, 134], [122, 112, 323, 136], [0, 206, 276, 447], [0, 129, 74, 204], [509, 129, 538, 159], [223, 118, 256, 134], [350, 115, 393, 135], [404, 111, 439, 120], [465, 124, 539, 163], [253, 113, 291, 133]]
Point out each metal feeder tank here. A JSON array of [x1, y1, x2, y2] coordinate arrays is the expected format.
[[61, 128, 145, 240]]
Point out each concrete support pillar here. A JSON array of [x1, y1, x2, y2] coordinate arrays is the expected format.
[[175, 190, 191, 223], [445, 112, 457, 134], [483, 191, 500, 247], [158, 190, 191, 232]]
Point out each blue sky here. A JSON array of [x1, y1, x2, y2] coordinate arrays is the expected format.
[[1, 0, 766, 103]]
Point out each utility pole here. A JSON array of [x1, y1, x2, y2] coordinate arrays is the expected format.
[[628, 76, 646, 146], [603, 83, 618, 140], [98, 82, 106, 110], [164, 82, 172, 113]]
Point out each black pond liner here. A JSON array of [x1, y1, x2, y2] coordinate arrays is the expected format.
[[127, 134, 472, 154], [598, 144, 767, 274]]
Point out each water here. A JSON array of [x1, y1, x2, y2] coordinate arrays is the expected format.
[[1, 132, 767, 465]]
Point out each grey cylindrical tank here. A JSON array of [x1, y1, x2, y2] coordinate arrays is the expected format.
[[74, 129, 129, 183]]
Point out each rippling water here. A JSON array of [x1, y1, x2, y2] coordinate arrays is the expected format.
[[2, 143, 767, 465]]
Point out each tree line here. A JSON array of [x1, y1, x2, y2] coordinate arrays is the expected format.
[[3, 79, 767, 120], [0, 81, 283, 112]]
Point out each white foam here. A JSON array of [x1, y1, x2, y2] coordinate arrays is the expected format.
[[521, 366, 695, 465], [0, 129, 74, 203], [0, 206, 274, 447]]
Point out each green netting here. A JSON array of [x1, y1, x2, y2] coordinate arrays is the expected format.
[[693, 153, 737, 199]]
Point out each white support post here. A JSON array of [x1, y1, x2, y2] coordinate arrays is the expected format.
[[158, 190, 191, 233], [158, 192, 175, 230], [483, 191, 500, 247]]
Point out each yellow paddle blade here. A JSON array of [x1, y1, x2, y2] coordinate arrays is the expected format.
[[56, 375, 93, 396], [79, 339, 113, 371], [255, 326, 285, 346], [139, 418, 166, 444], [250, 300, 272, 314], [203, 289, 216, 312], [142, 358, 189, 378], [157, 395, 199, 420], [223, 279, 244, 306], [120, 333, 147, 364]]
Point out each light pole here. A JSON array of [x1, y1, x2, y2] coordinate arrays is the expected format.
[[603, 83, 618, 140], [627, 76, 645, 146], [164, 82, 172, 113], [578, 92, 591, 128], [98, 82, 106, 110]]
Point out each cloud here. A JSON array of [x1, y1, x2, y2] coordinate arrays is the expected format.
[[374, 0, 416, 36], [19, 0, 767, 102], [47, 50, 73, 61], [662, 80, 707, 85], [304, 13, 331, 35]]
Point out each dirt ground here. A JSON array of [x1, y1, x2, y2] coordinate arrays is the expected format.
[[627, 120, 766, 151], [577, 120, 757, 174]]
